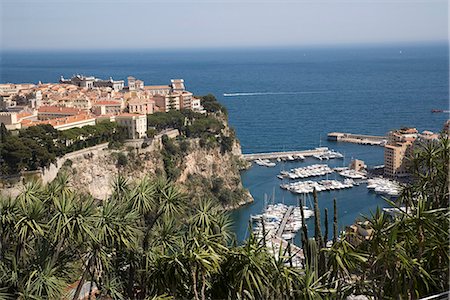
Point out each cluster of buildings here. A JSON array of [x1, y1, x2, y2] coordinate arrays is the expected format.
[[383, 125, 445, 178], [0, 75, 205, 139]]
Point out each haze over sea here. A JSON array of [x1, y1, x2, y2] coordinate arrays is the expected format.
[[1, 43, 448, 242]]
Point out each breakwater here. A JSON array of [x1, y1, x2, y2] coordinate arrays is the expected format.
[[242, 148, 329, 161], [327, 132, 387, 146]]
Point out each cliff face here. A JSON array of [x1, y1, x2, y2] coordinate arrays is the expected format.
[[0, 110, 254, 209], [62, 126, 253, 209], [176, 138, 253, 209]]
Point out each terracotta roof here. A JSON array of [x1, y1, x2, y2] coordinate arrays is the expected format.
[[144, 85, 170, 90], [22, 114, 95, 128], [128, 98, 155, 105], [38, 106, 83, 115], [16, 112, 34, 119], [93, 100, 122, 106], [116, 113, 146, 118]]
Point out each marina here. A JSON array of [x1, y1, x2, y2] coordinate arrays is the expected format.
[[338, 169, 367, 179], [251, 203, 314, 240], [279, 164, 334, 179], [244, 147, 332, 161], [367, 177, 402, 197], [253, 158, 276, 167], [280, 179, 356, 194], [250, 202, 316, 266], [249, 148, 344, 168]]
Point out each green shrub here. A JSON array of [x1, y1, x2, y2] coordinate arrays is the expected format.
[[117, 152, 128, 167], [62, 159, 73, 167], [146, 128, 157, 138]]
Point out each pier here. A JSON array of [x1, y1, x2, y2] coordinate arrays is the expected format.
[[242, 148, 329, 161], [327, 132, 387, 146], [276, 206, 294, 237]]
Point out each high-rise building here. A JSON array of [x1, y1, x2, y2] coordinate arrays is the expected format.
[[383, 128, 418, 177]]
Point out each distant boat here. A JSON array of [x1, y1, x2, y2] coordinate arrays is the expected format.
[[431, 109, 450, 113]]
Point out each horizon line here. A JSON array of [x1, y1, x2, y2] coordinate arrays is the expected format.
[[1, 39, 448, 53]]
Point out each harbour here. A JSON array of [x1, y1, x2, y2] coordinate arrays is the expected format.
[[327, 132, 387, 146], [242, 147, 331, 161], [251, 202, 315, 266]]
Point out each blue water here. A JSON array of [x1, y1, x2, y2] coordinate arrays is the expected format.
[[1, 43, 448, 242]]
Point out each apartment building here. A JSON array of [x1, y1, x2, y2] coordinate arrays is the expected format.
[[128, 98, 155, 115], [98, 114, 147, 139], [384, 128, 418, 177], [153, 94, 181, 112], [127, 76, 144, 91], [144, 85, 172, 96], [91, 100, 124, 116]]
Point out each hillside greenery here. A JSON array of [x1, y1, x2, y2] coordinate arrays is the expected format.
[[0, 122, 127, 176], [0, 135, 448, 299]]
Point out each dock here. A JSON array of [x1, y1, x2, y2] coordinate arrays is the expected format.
[[242, 148, 329, 161], [276, 206, 294, 237], [327, 132, 387, 146]]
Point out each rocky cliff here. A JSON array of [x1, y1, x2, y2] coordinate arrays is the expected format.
[[59, 124, 253, 209]]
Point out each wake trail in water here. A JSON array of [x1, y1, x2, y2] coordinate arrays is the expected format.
[[223, 91, 338, 97]]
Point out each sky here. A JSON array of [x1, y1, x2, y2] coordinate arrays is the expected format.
[[0, 0, 448, 50]]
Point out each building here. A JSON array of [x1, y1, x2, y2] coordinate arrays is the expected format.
[[153, 93, 181, 112], [115, 114, 147, 139], [345, 221, 374, 247], [91, 100, 124, 116], [171, 79, 185, 92], [127, 76, 144, 91], [0, 111, 37, 130], [179, 91, 194, 110], [37, 106, 84, 120], [98, 113, 147, 139], [419, 130, 439, 141], [444, 120, 450, 133], [0, 84, 38, 109], [384, 128, 418, 177], [349, 159, 366, 172], [21, 114, 96, 131], [144, 85, 172, 96], [191, 97, 206, 113], [60, 75, 125, 91], [128, 98, 154, 115]]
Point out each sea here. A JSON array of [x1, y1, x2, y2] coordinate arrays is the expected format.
[[1, 43, 448, 243]]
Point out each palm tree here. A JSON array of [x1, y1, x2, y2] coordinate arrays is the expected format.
[[72, 198, 141, 300]]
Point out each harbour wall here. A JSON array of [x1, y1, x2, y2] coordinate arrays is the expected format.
[[242, 148, 329, 161], [327, 132, 387, 146]]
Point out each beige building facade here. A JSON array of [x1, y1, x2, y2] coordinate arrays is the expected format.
[[384, 128, 418, 177]]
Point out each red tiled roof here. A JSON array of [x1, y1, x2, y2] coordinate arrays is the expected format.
[[16, 112, 34, 119], [144, 85, 170, 90], [128, 98, 155, 105], [38, 106, 83, 115], [22, 114, 95, 128], [93, 100, 122, 106], [116, 113, 145, 118]]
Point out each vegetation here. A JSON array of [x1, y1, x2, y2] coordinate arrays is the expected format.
[[161, 135, 182, 181], [0, 135, 447, 299], [198, 94, 228, 115], [146, 94, 232, 152], [0, 122, 127, 176]]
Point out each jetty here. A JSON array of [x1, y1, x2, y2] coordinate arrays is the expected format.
[[276, 206, 294, 237], [327, 132, 387, 146], [242, 147, 330, 161]]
